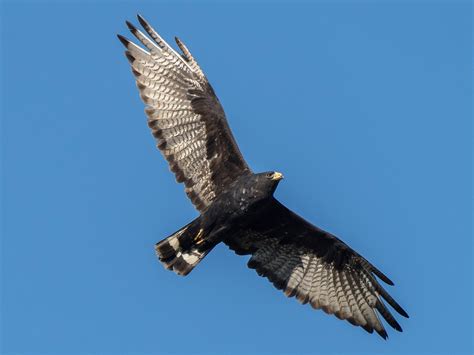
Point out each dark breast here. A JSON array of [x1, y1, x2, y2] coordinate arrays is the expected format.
[[203, 175, 274, 234]]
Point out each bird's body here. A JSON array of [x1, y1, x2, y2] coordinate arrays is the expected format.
[[156, 172, 283, 275], [118, 15, 409, 339]]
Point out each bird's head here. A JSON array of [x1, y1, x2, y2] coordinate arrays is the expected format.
[[263, 171, 284, 182], [253, 171, 284, 195]]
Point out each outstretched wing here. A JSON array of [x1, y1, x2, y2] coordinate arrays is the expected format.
[[118, 15, 251, 211], [225, 199, 409, 339]]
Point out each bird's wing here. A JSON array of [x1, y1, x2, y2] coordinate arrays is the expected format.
[[118, 15, 251, 212], [224, 198, 408, 339]]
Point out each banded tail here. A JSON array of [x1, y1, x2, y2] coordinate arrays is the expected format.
[[155, 219, 213, 276]]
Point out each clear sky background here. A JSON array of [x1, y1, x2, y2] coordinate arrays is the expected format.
[[1, 1, 472, 354]]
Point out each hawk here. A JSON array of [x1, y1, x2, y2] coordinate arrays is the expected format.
[[118, 15, 408, 339]]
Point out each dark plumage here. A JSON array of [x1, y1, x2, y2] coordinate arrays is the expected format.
[[118, 15, 408, 339]]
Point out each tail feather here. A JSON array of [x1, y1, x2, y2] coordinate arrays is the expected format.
[[155, 221, 211, 276]]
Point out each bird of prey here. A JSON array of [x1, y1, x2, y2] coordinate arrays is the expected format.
[[118, 15, 408, 339]]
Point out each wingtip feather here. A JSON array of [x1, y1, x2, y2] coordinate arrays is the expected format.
[[137, 13, 147, 26], [399, 307, 409, 318], [126, 20, 136, 32], [124, 51, 135, 63], [376, 270, 394, 286], [377, 329, 388, 340], [117, 34, 130, 47]]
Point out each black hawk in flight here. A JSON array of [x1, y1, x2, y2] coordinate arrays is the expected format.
[[118, 15, 408, 339]]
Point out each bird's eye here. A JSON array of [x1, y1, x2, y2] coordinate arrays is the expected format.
[[266, 172, 274, 178]]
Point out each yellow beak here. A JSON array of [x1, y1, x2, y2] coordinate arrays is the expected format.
[[271, 172, 284, 181]]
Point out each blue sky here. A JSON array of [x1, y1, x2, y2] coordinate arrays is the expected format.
[[1, 1, 472, 354]]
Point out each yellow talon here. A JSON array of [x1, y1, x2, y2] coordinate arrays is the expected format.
[[194, 229, 205, 245]]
